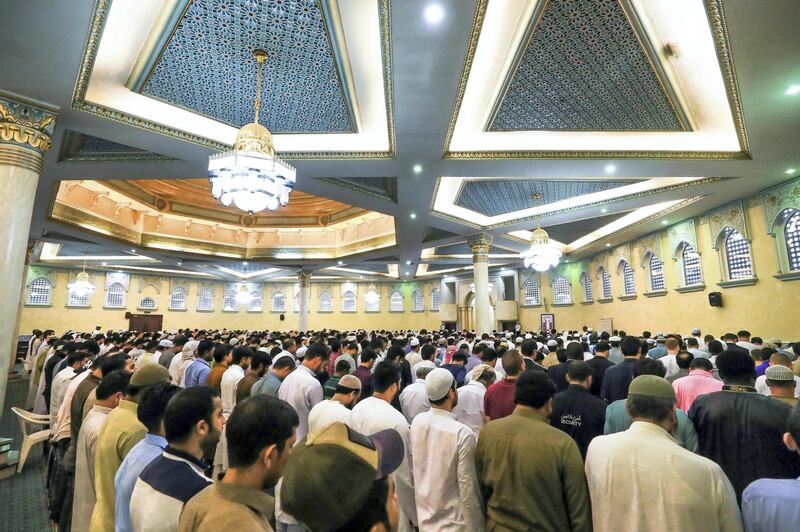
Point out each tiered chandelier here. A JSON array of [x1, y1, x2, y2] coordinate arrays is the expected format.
[[519, 193, 562, 272], [68, 252, 96, 297], [208, 49, 296, 214]]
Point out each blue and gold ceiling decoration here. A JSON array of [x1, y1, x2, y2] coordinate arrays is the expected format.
[[422, 226, 459, 244], [541, 211, 630, 243], [488, 0, 689, 132], [316, 176, 398, 203], [58, 130, 175, 162], [134, 0, 356, 134], [455, 179, 638, 217]]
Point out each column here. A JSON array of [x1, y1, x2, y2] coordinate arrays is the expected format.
[[0, 93, 58, 414], [297, 270, 311, 332], [8, 242, 35, 377], [468, 233, 493, 335]]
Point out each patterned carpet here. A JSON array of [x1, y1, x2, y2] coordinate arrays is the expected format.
[[0, 373, 52, 531]]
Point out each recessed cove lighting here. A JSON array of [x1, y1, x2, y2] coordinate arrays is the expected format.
[[606, 243, 611, 247], [786, 168, 797, 175], [413, 164, 422, 174], [337, 261, 343, 265], [423, 3, 445, 25], [601, 208, 608, 213], [786, 84, 800, 95], [410, 213, 417, 219], [101, 262, 107, 266], [605, 164, 616, 174], [405, 260, 412, 265]]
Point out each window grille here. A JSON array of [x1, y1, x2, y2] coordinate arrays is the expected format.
[[105, 282, 126, 308], [522, 278, 540, 305], [28, 277, 53, 306], [724, 229, 753, 279]]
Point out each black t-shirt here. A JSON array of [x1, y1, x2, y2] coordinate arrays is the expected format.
[[586, 356, 614, 397]]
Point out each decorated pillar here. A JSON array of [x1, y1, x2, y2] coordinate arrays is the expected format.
[[468, 233, 493, 335], [8, 242, 35, 376], [297, 270, 311, 332], [0, 93, 57, 413]]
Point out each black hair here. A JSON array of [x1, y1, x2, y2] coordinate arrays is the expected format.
[[331, 477, 390, 532], [232, 346, 254, 365], [594, 342, 610, 353], [137, 383, 181, 433], [716, 350, 756, 383], [633, 358, 667, 378], [250, 350, 272, 370], [621, 336, 641, 357], [164, 387, 220, 443], [335, 359, 351, 374], [628, 394, 675, 422], [514, 371, 556, 408], [330, 339, 341, 352], [520, 339, 536, 357], [226, 395, 299, 467], [565, 343, 584, 361], [213, 343, 233, 363], [99, 353, 130, 376], [385, 345, 405, 361], [272, 356, 297, 371], [304, 343, 330, 361], [567, 361, 593, 381], [360, 348, 377, 363], [67, 351, 90, 366], [197, 339, 216, 356], [452, 352, 468, 364], [372, 362, 401, 393], [481, 347, 497, 363], [707, 340, 725, 355], [676, 351, 694, 370], [95, 370, 131, 400], [420, 344, 436, 361], [690, 358, 714, 371]]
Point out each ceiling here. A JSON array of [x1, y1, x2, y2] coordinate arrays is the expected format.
[[1, 0, 799, 283]]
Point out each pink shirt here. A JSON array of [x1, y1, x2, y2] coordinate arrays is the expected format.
[[672, 369, 723, 412]]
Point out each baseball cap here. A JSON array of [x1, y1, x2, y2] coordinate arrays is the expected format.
[[282, 423, 404, 532], [337, 374, 362, 390], [766, 365, 794, 382], [409, 337, 420, 347], [628, 375, 676, 400], [129, 364, 170, 387], [158, 339, 173, 348], [425, 368, 455, 401]]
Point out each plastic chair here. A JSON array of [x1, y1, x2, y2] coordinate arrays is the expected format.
[[11, 407, 50, 473]]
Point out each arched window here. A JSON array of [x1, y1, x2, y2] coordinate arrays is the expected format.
[[169, 287, 187, 310], [785, 211, 800, 271], [431, 288, 441, 311], [521, 278, 540, 306], [223, 290, 236, 311], [682, 243, 703, 286], [318, 290, 333, 312], [646, 252, 665, 291], [599, 267, 612, 299], [197, 287, 214, 311], [28, 277, 53, 306], [389, 290, 404, 312], [342, 290, 356, 312], [67, 288, 90, 307], [272, 292, 286, 312], [620, 261, 635, 295], [248, 294, 263, 312], [580, 272, 592, 302], [365, 290, 380, 312], [104, 282, 126, 308], [723, 228, 753, 279], [552, 276, 572, 304], [138, 297, 156, 310], [412, 289, 424, 311]]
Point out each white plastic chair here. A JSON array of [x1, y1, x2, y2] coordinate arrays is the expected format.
[[11, 407, 50, 473]]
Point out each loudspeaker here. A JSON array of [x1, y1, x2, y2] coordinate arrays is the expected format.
[[708, 292, 722, 307], [124, 311, 132, 319], [279, 314, 285, 321]]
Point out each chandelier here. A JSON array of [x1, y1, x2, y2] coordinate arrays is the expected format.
[[208, 49, 296, 214], [235, 284, 253, 305], [364, 283, 380, 305], [68, 252, 96, 297], [519, 193, 562, 272]]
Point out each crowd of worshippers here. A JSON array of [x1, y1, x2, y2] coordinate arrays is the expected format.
[[22, 324, 800, 532]]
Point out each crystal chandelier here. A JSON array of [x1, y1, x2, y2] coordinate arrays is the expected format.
[[208, 49, 296, 214], [520, 193, 562, 272], [68, 252, 96, 297], [364, 283, 380, 305]]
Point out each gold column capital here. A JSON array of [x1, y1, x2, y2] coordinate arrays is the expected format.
[[0, 93, 58, 173], [298, 270, 312, 285], [467, 232, 493, 256]]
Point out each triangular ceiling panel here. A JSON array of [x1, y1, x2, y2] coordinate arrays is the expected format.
[[316, 177, 398, 203], [543, 211, 631, 244], [59, 130, 174, 162], [422, 226, 459, 243]]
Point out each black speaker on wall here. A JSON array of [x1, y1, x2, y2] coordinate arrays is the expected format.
[[708, 292, 723, 307], [279, 314, 285, 321]]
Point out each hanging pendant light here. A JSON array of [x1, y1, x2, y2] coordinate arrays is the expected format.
[[208, 49, 296, 214], [68, 251, 96, 297], [364, 283, 380, 305], [235, 284, 253, 305], [519, 192, 562, 272]]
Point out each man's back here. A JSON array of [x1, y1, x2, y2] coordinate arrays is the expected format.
[[483, 378, 516, 421], [475, 407, 591, 532], [690, 389, 800, 501], [586, 422, 741, 532], [586, 356, 613, 396], [742, 477, 800, 532], [600, 359, 637, 402], [547, 362, 571, 392], [551, 385, 606, 458]]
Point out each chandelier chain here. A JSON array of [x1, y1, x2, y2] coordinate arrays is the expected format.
[[253, 50, 266, 124]]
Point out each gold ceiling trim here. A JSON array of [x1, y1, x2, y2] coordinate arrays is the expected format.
[[441, 0, 750, 160], [51, 203, 396, 260], [71, 0, 396, 160], [429, 176, 733, 230]]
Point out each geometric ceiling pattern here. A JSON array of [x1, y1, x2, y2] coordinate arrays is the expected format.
[[316, 177, 398, 203], [140, 0, 354, 133], [455, 179, 638, 216], [58, 130, 172, 162], [489, 0, 687, 131], [541, 211, 630, 244]]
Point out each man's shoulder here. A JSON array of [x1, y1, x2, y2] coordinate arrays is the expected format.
[[743, 477, 800, 503]]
